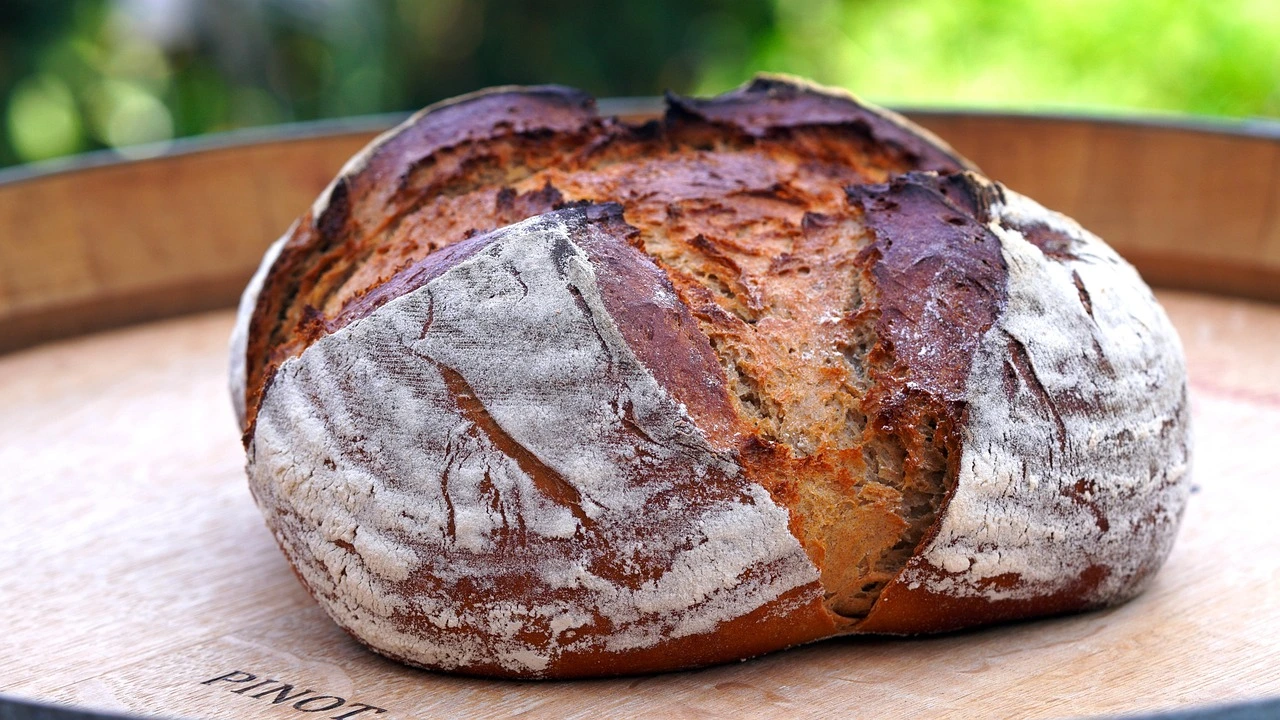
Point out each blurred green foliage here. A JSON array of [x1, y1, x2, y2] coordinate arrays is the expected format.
[[2, 0, 1277, 169], [698, 0, 1280, 117]]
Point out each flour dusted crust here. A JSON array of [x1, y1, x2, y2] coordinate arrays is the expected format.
[[852, 175, 1191, 633], [248, 207, 832, 676], [232, 76, 1191, 677]]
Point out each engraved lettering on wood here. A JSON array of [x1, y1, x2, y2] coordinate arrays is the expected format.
[[201, 671, 388, 718]]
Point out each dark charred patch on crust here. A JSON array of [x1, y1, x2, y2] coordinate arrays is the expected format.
[[316, 179, 353, 240], [495, 182, 565, 225], [579, 200, 640, 240], [929, 171, 1005, 223]]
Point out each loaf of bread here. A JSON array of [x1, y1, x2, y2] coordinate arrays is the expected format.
[[229, 76, 1191, 678]]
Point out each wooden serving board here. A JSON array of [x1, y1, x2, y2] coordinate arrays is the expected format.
[[1, 108, 1279, 719]]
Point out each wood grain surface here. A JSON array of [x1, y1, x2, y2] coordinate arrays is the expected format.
[[1, 290, 1277, 720], [2, 108, 1279, 719], [0, 129, 374, 354]]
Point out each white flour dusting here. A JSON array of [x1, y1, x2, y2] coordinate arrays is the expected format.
[[901, 188, 1191, 603], [247, 212, 821, 674]]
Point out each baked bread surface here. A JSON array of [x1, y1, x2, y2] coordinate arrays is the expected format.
[[231, 76, 1191, 678]]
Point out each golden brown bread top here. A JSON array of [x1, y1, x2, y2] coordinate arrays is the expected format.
[[241, 77, 986, 621], [237, 77, 1192, 676], [242, 78, 973, 436], [246, 204, 840, 677]]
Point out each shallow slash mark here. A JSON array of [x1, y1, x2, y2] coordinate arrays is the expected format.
[[1066, 272, 1114, 374], [1071, 269, 1095, 320], [418, 294, 436, 340], [614, 394, 659, 448], [1006, 335, 1068, 450], [505, 261, 531, 300], [438, 436, 459, 540], [434, 360, 596, 531], [563, 280, 617, 377]]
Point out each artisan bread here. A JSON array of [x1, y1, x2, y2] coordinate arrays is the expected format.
[[230, 76, 1191, 678]]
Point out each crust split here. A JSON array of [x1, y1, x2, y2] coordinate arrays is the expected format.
[[233, 76, 1191, 677]]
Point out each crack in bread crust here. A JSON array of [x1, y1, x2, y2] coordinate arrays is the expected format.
[[248, 208, 830, 677], [235, 78, 981, 623], [233, 77, 1191, 673], [856, 181, 1190, 634]]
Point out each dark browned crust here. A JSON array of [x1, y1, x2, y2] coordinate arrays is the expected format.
[[322, 84, 596, 240], [243, 86, 601, 439], [857, 564, 1113, 635], [665, 75, 976, 174], [370, 583, 836, 680], [242, 76, 983, 617], [240, 78, 979, 440], [848, 172, 1009, 406], [291, 203, 838, 677], [240, 77, 1062, 676]]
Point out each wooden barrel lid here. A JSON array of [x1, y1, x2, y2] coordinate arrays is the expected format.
[[1, 104, 1277, 719]]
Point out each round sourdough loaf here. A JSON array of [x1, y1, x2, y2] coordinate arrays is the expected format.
[[230, 75, 1191, 678]]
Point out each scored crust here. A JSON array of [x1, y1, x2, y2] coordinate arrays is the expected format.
[[233, 76, 1191, 677], [248, 205, 834, 676], [853, 174, 1191, 632]]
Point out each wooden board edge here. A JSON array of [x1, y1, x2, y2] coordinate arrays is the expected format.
[[0, 275, 247, 356], [6, 251, 1276, 357]]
